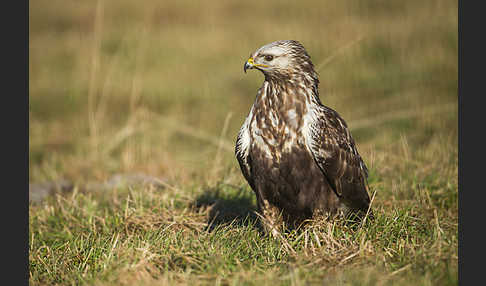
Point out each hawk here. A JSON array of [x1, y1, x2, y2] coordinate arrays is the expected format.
[[235, 40, 372, 234]]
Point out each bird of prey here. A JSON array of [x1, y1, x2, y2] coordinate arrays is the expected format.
[[235, 40, 372, 234]]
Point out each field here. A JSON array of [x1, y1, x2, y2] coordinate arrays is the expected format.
[[29, 0, 458, 285]]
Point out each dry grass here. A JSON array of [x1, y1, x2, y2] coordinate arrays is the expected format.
[[29, 0, 457, 285]]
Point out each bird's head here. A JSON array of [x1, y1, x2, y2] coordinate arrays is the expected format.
[[244, 40, 318, 82]]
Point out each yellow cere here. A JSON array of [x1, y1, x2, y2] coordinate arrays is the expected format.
[[247, 57, 269, 68]]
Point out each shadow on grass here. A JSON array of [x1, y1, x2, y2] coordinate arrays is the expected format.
[[192, 183, 259, 232], [191, 183, 374, 233]]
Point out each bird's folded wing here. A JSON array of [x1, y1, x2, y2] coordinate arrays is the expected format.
[[306, 107, 371, 209]]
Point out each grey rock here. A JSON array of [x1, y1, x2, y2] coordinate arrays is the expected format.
[[29, 179, 74, 204], [29, 173, 166, 204]]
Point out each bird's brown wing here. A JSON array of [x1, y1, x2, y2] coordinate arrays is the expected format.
[[306, 106, 371, 212]]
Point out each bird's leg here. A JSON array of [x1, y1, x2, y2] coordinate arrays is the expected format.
[[257, 199, 285, 238]]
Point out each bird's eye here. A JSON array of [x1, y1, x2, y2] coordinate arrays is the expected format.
[[264, 55, 274, 61]]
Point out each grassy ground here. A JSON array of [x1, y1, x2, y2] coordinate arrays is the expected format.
[[29, 0, 457, 285]]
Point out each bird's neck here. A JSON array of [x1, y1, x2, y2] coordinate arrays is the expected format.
[[258, 73, 322, 111]]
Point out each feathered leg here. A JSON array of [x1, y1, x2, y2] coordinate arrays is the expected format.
[[257, 198, 285, 238]]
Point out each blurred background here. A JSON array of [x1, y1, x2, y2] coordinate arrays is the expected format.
[[29, 0, 457, 188]]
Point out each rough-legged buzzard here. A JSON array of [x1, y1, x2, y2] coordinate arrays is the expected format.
[[236, 40, 372, 234]]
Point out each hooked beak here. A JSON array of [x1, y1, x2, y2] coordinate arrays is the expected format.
[[244, 57, 254, 73]]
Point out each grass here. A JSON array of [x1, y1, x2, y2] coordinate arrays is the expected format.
[[29, 0, 457, 284]]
